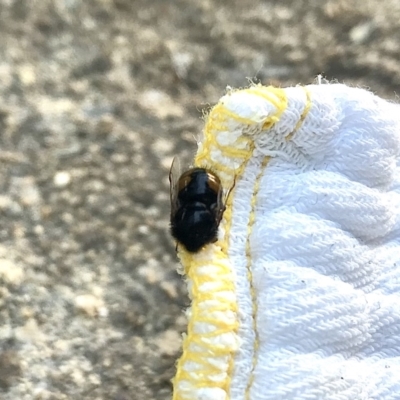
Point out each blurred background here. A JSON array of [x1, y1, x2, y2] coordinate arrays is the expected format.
[[0, 1, 399, 399]]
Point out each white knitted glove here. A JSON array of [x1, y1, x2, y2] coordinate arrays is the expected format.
[[172, 83, 400, 400]]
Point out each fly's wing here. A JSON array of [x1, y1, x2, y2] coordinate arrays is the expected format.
[[169, 156, 182, 218]]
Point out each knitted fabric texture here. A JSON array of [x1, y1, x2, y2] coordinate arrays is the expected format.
[[172, 83, 400, 400]]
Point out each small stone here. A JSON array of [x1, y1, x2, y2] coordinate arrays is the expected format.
[[154, 329, 181, 356], [96, 114, 115, 136], [349, 22, 374, 45], [18, 64, 36, 86], [151, 138, 174, 154], [170, 51, 193, 79], [16, 177, 41, 207], [53, 171, 71, 188], [15, 319, 44, 343], [0, 259, 24, 285], [138, 225, 149, 235], [75, 294, 105, 318], [97, 306, 109, 318], [34, 225, 44, 235], [160, 281, 178, 299], [138, 89, 184, 119], [0, 195, 12, 210]]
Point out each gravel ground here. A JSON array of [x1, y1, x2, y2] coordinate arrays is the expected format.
[[0, 1, 400, 399]]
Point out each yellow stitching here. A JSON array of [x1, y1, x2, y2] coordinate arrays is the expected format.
[[173, 237, 244, 399], [173, 85, 288, 400], [244, 85, 288, 131], [286, 86, 312, 140], [212, 102, 259, 126], [245, 85, 287, 110], [244, 156, 270, 400]]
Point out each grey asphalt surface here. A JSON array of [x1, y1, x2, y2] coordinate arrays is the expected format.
[[1, 1, 399, 399]]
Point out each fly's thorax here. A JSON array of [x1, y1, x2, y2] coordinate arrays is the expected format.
[[177, 168, 222, 208]]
